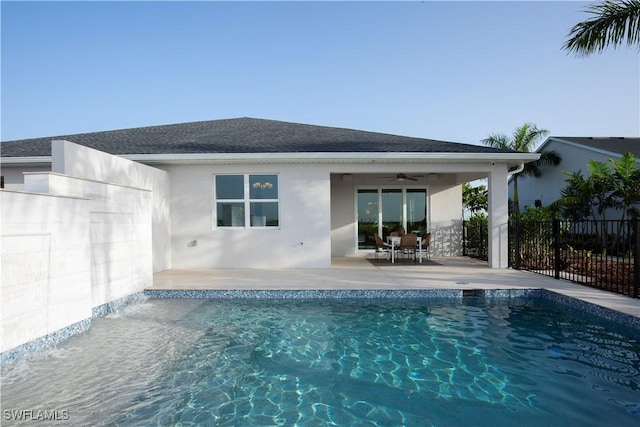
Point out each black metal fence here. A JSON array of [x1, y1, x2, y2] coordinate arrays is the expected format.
[[463, 217, 488, 260], [463, 218, 639, 299]]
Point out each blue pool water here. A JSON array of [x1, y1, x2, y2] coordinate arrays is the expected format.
[[2, 296, 639, 426]]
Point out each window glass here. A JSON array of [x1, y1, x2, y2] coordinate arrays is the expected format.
[[382, 189, 403, 234], [406, 189, 427, 235], [250, 202, 279, 227], [216, 202, 245, 227], [215, 175, 244, 199], [250, 175, 278, 200], [357, 190, 379, 249]]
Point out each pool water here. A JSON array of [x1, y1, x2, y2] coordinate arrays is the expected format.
[[2, 296, 639, 426]]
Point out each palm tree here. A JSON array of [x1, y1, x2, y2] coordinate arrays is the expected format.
[[552, 170, 595, 221], [609, 152, 640, 220], [563, 0, 640, 56], [482, 123, 561, 215]]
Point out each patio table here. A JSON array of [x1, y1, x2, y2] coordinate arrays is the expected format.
[[387, 236, 422, 264]]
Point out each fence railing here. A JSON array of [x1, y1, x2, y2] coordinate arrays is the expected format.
[[463, 217, 488, 260], [463, 218, 639, 299]]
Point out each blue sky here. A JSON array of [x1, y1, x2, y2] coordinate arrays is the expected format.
[[1, 1, 638, 146]]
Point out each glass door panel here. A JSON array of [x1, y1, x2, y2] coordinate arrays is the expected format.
[[357, 190, 379, 249], [357, 187, 428, 251], [406, 189, 427, 236], [382, 189, 403, 237]]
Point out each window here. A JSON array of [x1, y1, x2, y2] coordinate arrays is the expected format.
[[214, 174, 279, 228]]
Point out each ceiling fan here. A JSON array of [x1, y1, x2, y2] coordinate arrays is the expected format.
[[381, 173, 422, 182]]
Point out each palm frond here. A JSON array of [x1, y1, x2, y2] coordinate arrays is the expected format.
[[537, 150, 562, 167], [513, 123, 549, 152], [481, 133, 510, 150], [563, 0, 640, 56], [587, 159, 613, 177], [610, 151, 638, 179]]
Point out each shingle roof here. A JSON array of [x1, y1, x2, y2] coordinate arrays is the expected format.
[[551, 137, 640, 157], [1, 117, 516, 157]]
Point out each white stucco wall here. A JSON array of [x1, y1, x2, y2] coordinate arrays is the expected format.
[[162, 163, 331, 268], [1, 142, 158, 354], [24, 172, 153, 308], [1, 141, 171, 272], [52, 140, 171, 272], [1, 165, 51, 190], [1, 175, 153, 353], [429, 184, 463, 256], [488, 166, 509, 268]]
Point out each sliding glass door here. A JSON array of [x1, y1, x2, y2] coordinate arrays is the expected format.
[[406, 189, 428, 235], [357, 188, 428, 250], [357, 190, 379, 249], [381, 189, 403, 237]]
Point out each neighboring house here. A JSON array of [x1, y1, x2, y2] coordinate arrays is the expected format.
[[512, 136, 640, 217], [1, 117, 538, 269]]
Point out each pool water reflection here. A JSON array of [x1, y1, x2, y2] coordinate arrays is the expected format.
[[2, 297, 639, 426]]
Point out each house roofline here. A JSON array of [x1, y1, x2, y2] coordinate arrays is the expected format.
[[1, 152, 539, 167], [538, 137, 628, 159], [118, 152, 539, 167]]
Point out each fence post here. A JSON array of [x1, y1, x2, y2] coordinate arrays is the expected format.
[[553, 219, 561, 280], [634, 219, 639, 298], [514, 220, 521, 270], [479, 219, 485, 260]]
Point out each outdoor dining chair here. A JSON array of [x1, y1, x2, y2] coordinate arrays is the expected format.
[[398, 233, 418, 263], [419, 232, 431, 261], [373, 233, 392, 260]]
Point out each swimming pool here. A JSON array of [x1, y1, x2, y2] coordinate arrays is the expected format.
[[2, 294, 639, 426]]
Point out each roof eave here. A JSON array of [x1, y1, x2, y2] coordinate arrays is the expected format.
[[123, 152, 540, 167], [1, 152, 540, 168], [1, 156, 52, 165]]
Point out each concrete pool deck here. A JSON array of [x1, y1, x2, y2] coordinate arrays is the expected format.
[[148, 257, 639, 319]]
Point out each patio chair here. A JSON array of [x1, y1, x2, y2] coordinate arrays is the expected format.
[[418, 232, 431, 261], [389, 227, 405, 237], [374, 233, 392, 261], [398, 233, 418, 263]]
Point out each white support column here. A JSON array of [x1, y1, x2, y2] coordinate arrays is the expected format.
[[487, 165, 509, 268]]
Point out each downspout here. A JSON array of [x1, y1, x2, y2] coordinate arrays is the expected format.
[[508, 163, 525, 175], [508, 163, 525, 213], [508, 163, 526, 268]]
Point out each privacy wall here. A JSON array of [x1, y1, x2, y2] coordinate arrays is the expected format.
[[52, 140, 171, 272], [1, 190, 91, 353], [0, 142, 157, 354]]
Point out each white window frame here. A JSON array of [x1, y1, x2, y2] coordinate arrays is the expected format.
[[213, 174, 280, 229]]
